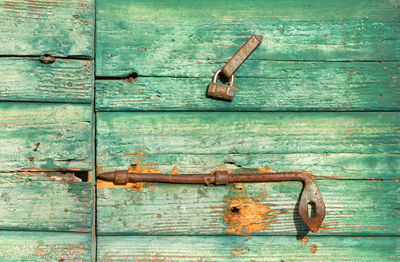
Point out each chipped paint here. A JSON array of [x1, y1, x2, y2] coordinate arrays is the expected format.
[[171, 166, 179, 175], [257, 165, 277, 173], [223, 195, 275, 235], [231, 249, 249, 255]]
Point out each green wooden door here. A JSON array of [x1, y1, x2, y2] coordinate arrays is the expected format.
[[1, 0, 399, 261]]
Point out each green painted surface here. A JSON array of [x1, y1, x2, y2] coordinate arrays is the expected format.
[[97, 112, 399, 157], [0, 0, 94, 57], [97, 180, 399, 235], [0, 58, 93, 103], [0, 103, 92, 172], [97, 153, 400, 180], [96, 61, 400, 111], [96, 0, 400, 76], [97, 236, 400, 261], [0, 172, 92, 232], [0, 231, 92, 261]]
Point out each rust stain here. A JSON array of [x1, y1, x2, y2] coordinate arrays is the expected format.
[[35, 251, 49, 256], [341, 131, 352, 139], [124, 151, 145, 156], [318, 226, 336, 232], [97, 162, 160, 191], [231, 249, 249, 255], [223, 196, 275, 235], [67, 247, 88, 253], [310, 244, 318, 254], [85, 60, 91, 69], [298, 235, 309, 245]]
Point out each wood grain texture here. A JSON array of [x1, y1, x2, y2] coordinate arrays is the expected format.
[[0, 58, 93, 103], [96, 0, 400, 76], [0, 103, 92, 172], [0, 172, 92, 232], [97, 236, 400, 261], [97, 112, 399, 157], [96, 61, 400, 111], [0, 0, 94, 57], [97, 153, 400, 180], [0, 231, 91, 261], [97, 180, 399, 235]]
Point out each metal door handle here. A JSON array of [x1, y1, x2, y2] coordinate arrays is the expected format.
[[97, 170, 326, 233]]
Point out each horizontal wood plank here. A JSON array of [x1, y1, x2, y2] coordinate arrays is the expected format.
[[0, 58, 93, 103], [0, 231, 91, 261], [0, 0, 93, 57], [97, 180, 399, 235], [96, 0, 400, 76], [97, 235, 400, 261], [97, 112, 400, 156], [97, 153, 400, 180], [96, 61, 400, 111], [0, 103, 92, 172], [0, 172, 92, 232]]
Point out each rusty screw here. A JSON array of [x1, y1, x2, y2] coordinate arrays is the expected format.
[[97, 170, 325, 232]]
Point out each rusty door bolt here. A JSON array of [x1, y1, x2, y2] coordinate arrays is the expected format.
[[97, 170, 325, 233]]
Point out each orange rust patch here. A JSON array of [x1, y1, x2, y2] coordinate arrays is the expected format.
[[231, 249, 249, 255], [310, 244, 318, 254], [223, 197, 275, 235], [257, 165, 277, 173], [171, 166, 179, 175]]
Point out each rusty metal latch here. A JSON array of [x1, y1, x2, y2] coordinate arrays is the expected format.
[[97, 170, 326, 232], [207, 35, 263, 101]]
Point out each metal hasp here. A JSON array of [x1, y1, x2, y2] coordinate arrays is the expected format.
[[97, 170, 326, 233], [221, 34, 263, 80]]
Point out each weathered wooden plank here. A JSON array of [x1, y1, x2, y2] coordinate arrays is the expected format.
[[96, 61, 400, 111], [97, 153, 400, 180], [97, 180, 399, 235], [97, 112, 399, 156], [0, 0, 93, 57], [0, 103, 92, 172], [0, 171, 92, 232], [97, 235, 400, 261], [0, 58, 93, 103], [96, 0, 400, 76], [0, 231, 91, 261]]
